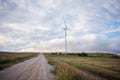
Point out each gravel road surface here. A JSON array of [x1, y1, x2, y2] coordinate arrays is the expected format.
[[0, 53, 54, 80]]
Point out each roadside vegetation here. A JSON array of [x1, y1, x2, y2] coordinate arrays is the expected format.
[[45, 52, 120, 80], [0, 52, 38, 70]]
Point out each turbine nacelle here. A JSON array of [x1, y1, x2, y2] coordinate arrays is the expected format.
[[64, 21, 68, 30], [64, 27, 68, 30]]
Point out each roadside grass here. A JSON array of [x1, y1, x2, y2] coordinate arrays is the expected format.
[[48, 59, 80, 80], [0, 52, 38, 70], [67, 61, 120, 80], [46, 56, 102, 80], [45, 53, 120, 80]]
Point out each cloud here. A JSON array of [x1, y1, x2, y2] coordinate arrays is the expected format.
[[0, 33, 12, 46], [19, 48, 39, 52], [19, 38, 64, 52], [0, 0, 120, 53], [17, 33, 120, 53]]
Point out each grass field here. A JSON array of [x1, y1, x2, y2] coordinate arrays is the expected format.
[[45, 52, 120, 80], [0, 52, 38, 70]]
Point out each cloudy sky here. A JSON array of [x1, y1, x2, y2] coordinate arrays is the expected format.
[[0, 0, 120, 53]]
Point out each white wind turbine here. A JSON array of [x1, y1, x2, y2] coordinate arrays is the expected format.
[[64, 21, 68, 54]]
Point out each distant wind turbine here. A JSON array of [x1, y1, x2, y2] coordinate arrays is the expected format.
[[64, 21, 68, 54]]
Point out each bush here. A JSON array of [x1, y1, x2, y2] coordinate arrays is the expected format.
[[51, 52, 64, 55], [77, 52, 88, 57], [82, 52, 88, 57], [0, 59, 11, 64]]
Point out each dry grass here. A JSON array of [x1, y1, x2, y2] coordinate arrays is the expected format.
[[46, 56, 103, 80], [50, 60, 79, 80], [45, 53, 120, 80], [0, 52, 38, 70]]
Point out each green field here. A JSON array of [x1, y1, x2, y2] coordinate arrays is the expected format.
[[45, 53, 120, 80], [0, 52, 38, 70]]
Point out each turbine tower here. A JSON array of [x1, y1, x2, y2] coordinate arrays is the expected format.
[[64, 21, 68, 54]]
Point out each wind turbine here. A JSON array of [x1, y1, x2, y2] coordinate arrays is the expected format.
[[64, 21, 68, 54]]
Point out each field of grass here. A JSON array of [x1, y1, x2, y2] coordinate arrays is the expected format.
[[0, 52, 38, 70], [45, 52, 120, 80]]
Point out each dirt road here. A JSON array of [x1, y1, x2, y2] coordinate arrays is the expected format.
[[0, 53, 54, 80]]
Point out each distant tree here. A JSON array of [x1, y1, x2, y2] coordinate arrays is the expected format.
[[82, 52, 88, 57], [77, 53, 82, 56]]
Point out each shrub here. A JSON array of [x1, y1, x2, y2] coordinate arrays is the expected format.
[[76, 52, 88, 57], [81, 52, 88, 57]]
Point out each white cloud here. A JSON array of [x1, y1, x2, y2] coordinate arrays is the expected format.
[[4, 23, 32, 33], [18, 38, 65, 52], [0, 34, 12, 46], [103, 26, 120, 33], [41, 38, 68, 52], [19, 48, 39, 52], [17, 32, 120, 53], [0, 0, 120, 53]]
